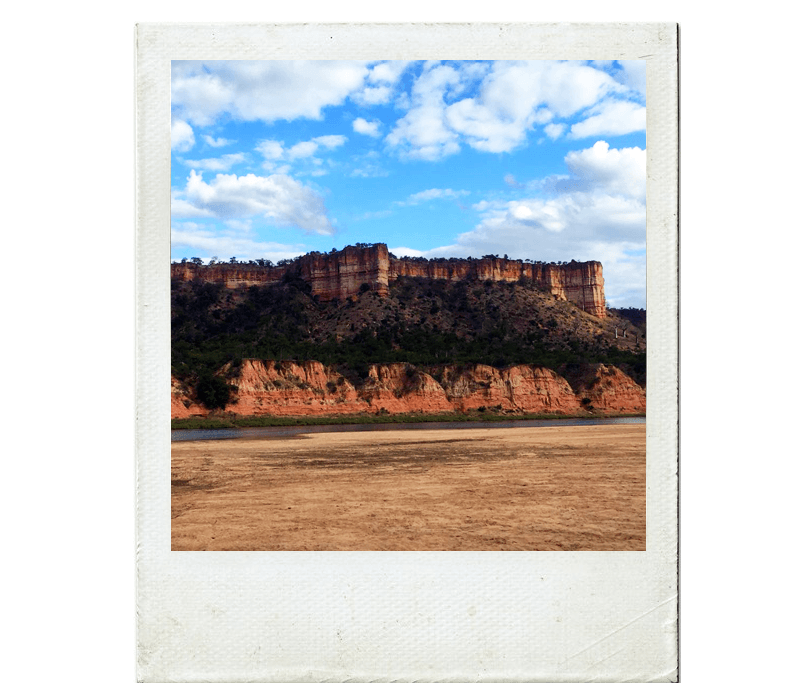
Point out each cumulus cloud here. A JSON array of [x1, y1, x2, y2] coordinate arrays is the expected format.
[[353, 85, 394, 106], [202, 134, 234, 148], [368, 61, 413, 84], [386, 60, 638, 159], [390, 140, 647, 307], [171, 119, 195, 152], [614, 60, 646, 97], [173, 170, 334, 235], [171, 60, 371, 126], [396, 188, 469, 206], [182, 153, 247, 172], [385, 63, 463, 160], [353, 117, 382, 137], [351, 61, 413, 106], [313, 135, 347, 149], [445, 61, 627, 152], [256, 135, 346, 171], [569, 99, 646, 139], [286, 140, 319, 160], [256, 140, 284, 161], [350, 167, 388, 178], [393, 196, 646, 307], [171, 221, 306, 263], [546, 141, 646, 200]]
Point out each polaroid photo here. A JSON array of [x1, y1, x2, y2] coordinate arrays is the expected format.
[[136, 22, 678, 682]]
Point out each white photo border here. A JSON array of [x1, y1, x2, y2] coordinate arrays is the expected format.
[[136, 23, 678, 683]]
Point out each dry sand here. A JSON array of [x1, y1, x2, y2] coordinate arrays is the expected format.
[[171, 424, 645, 551]]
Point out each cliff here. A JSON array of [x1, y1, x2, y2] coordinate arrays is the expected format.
[[171, 244, 607, 318], [171, 360, 644, 419]]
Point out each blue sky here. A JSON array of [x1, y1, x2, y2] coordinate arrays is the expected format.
[[171, 60, 646, 308]]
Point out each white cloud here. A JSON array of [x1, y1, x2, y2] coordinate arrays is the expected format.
[[559, 141, 646, 199], [172, 60, 371, 126], [385, 63, 463, 160], [444, 97, 533, 153], [386, 60, 635, 159], [171, 119, 195, 152], [388, 245, 429, 258], [614, 60, 646, 97], [287, 141, 319, 160], [352, 117, 382, 137], [395, 195, 646, 306], [256, 140, 284, 161], [175, 170, 334, 235], [352, 61, 413, 106], [390, 140, 647, 307], [368, 61, 412, 84], [171, 221, 306, 263], [183, 153, 247, 172], [353, 85, 394, 106], [569, 99, 646, 139], [312, 135, 347, 149], [202, 135, 234, 148], [396, 188, 469, 206], [170, 198, 214, 219], [442, 61, 626, 153], [349, 153, 389, 178], [256, 135, 346, 170]]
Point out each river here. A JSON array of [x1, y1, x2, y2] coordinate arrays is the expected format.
[[171, 416, 646, 442]]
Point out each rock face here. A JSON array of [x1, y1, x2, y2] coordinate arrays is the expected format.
[[171, 244, 607, 318], [362, 364, 455, 414], [437, 364, 581, 414], [574, 364, 648, 413], [171, 361, 645, 419], [226, 359, 365, 416], [171, 377, 206, 419], [300, 243, 390, 300]]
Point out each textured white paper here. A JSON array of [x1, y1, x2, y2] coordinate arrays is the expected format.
[[136, 23, 678, 683]]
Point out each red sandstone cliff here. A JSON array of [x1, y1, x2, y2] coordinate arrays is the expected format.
[[572, 364, 648, 413], [171, 377, 206, 419], [171, 361, 644, 419], [171, 244, 607, 318], [436, 364, 581, 414]]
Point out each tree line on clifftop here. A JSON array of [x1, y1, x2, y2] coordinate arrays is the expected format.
[[172, 274, 645, 409], [176, 244, 585, 269]]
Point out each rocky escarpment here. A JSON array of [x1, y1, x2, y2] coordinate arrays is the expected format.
[[172, 376, 206, 419], [389, 254, 605, 318], [171, 244, 607, 318], [564, 363, 648, 413], [171, 360, 644, 419]]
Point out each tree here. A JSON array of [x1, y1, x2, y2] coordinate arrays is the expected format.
[[195, 374, 233, 410]]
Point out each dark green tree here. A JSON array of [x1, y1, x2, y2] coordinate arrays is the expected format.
[[195, 374, 234, 410]]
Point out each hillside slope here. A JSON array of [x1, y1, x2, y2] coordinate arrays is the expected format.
[[171, 272, 645, 417]]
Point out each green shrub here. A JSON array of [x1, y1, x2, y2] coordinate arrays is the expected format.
[[195, 374, 234, 410]]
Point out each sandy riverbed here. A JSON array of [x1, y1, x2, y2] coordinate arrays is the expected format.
[[171, 424, 645, 551]]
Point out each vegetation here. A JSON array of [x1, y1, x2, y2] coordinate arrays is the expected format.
[[194, 374, 235, 410], [171, 273, 647, 397]]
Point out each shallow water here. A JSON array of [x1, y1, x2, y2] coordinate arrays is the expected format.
[[171, 416, 646, 442]]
